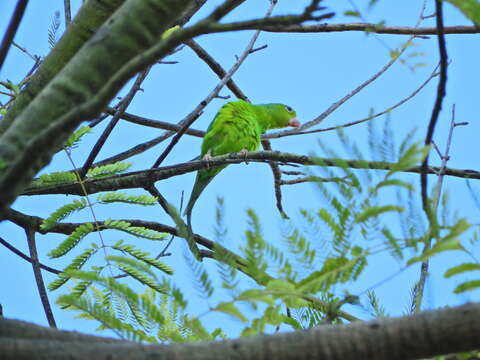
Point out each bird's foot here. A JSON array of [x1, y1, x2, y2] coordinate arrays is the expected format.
[[203, 150, 213, 168], [238, 149, 249, 164]]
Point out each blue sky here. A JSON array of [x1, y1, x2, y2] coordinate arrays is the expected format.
[[1, 0, 480, 338]]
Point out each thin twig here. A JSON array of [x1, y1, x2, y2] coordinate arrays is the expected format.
[[144, 184, 171, 216], [287, 64, 439, 137], [156, 191, 184, 259], [104, 107, 205, 136], [416, 0, 448, 314], [258, 23, 480, 35], [64, 0, 71, 28], [25, 227, 57, 328], [281, 175, 345, 185], [432, 105, 459, 210], [262, 139, 287, 217], [79, 67, 151, 178], [186, 39, 248, 100], [267, 35, 414, 139], [12, 41, 37, 61], [151, 0, 279, 168], [0, 0, 29, 71], [0, 236, 60, 274], [91, 123, 199, 168]]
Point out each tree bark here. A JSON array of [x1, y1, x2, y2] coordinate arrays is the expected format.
[[1, 302, 480, 360], [0, 0, 194, 216]]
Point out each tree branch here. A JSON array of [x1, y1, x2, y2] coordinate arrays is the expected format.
[[79, 67, 151, 178], [21, 151, 480, 196], [416, 0, 449, 313], [0, 236, 60, 274], [151, 0, 279, 167], [186, 39, 248, 100], [2, 302, 480, 360], [0, 0, 29, 71], [25, 227, 57, 328], [258, 23, 480, 35]]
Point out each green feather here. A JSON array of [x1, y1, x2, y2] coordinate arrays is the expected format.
[[184, 100, 298, 235]]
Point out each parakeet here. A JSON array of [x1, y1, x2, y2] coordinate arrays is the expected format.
[[184, 99, 300, 231]]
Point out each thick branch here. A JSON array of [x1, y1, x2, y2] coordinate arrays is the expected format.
[[0, 0, 194, 215], [2, 302, 480, 360], [4, 207, 356, 322], [22, 151, 480, 196], [0, 0, 127, 134]]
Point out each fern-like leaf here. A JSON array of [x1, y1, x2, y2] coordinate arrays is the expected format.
[[48, 222, 95, 258], [103, 219, 167, 240], [64, 126, 91, 149], [41, 198, 88, 230], [48, 246, 98, 290], [86, 162, 132, 179], [97, 192, 157, 206], [36, 171, 77, 185], [47, 11, 60, 48], [111, 242, 173, 275]]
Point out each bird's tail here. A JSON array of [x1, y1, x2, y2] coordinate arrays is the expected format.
[[183, 173, 213, 262], [183, 170, 217, 220]]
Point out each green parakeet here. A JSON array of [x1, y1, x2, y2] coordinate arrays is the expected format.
[[184, 100, 300, 229]]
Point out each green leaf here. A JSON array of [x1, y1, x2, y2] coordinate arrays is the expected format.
[[48, 247, 98, 290], [355, 205, 403, 223], [64, 126, 91, 149], [86, 162, 132, 179], [41, 198, 88, 230], [375, 179, 414, 192], [103, 219, 167, 240], [37, 171, 77, 185], [214, 302, 247, 322], [97, 192, 157, 206], [111, 242, 173, 275], [444, 0, 480, 25], [236, 289, 274, 305], [344, 10, 360, 17], [388, 142, 429, 175], [407, 238, 464, 266], [445, 263, 480, 278], [266, 279, 295, 292], [48, 223, 95, 258], [453, 280, 480, 294]]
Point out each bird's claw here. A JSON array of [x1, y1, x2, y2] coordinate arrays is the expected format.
[[238, 149, 249, 164], [203, 151, 213, 168]]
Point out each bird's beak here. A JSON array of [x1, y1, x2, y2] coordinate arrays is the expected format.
[[288, 117, 300, 128]]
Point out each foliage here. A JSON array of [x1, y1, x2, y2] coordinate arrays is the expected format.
[[2, 3, 480, 359], [43, 121, 475, 342]]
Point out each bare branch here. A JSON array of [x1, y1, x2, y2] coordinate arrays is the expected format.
[[416, 0, 449, 314], [262, 140, 288, 218], [258, 23, 480, 35], [151, 0, 279, 168], [0, 0, 29, 70], [64, 0, 71, 27], [79, 67, 151, 178], [267, 36, 413, 139], [0, 236, 60, 274], [22, 151, 480, 197], [25, 227, 57, 328], [186, 39, 248, 100], [281, 64, 439, 138]]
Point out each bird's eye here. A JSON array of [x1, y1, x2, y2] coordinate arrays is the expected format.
[[285, 105, 293, 112]]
